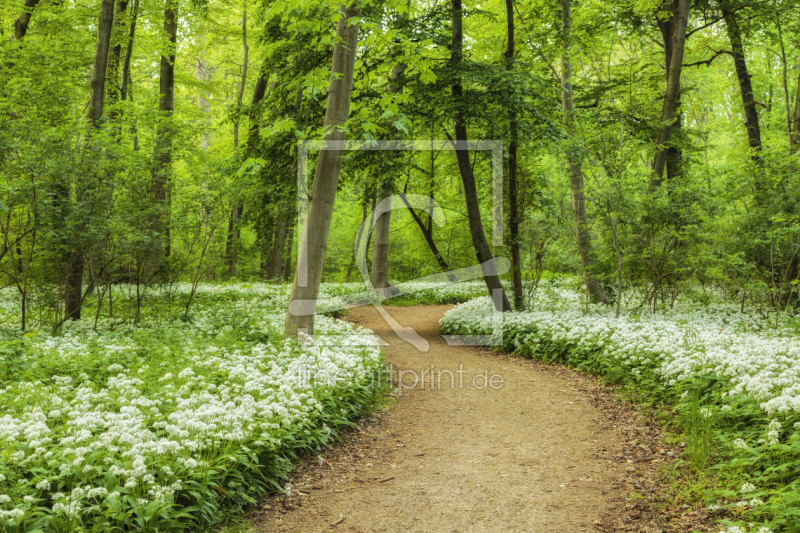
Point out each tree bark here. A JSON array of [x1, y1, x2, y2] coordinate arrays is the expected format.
[[107, 0, 128, 124], [65, 0, 115, 322], [370, 180, 392, 294], [506, 0, 523, 310], [285, 2, 362, 337], [152, 0, 178, 263], [792, 71, 800, 151], [399, 193, 451, 272], [451, 0, 511, 312], [270, 209, 288, 281], [283, 224, 294, 282], [233, 0, 249, 151], [656, 1, 682, 181], [120, 0, 138, 103], [13, 0, 40, 40], [651, 0, 690, 186], [721, 6, 762, 160], [560, 0, 606, 304]]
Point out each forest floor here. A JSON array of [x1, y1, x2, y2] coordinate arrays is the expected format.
[[255, 305, 714, 533]]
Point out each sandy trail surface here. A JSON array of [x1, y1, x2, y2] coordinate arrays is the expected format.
[[258, 304, 633, 532]]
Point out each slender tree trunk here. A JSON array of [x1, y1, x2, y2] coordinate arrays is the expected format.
[[226, 204, 244, 277], [451, 0, 511, 312], [153, 0, 178, 263], [65, 0, 115, 322], [346, 198, 369, 281], [107, 0, 128, 126], [369, 48, 407, 295], [505, 0, 523, 310], [120, 0, 138, 102], [13, 0, 40, 40], [285, 2, 362, 336], [721, 7, 762, 160], [399, 193, 451, 272], [233, 0, 248, 150], [226, 63, 268, 277], [792, 71, 800, 152], [283, 224, 294, 282], [370, 180, 392, 294], [560, 0, 606, 304], [195, 52, 211, 149], [270, 209, 287, 281], [651, 0, 690, 186]]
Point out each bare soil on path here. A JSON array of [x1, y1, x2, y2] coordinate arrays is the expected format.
[[256, 305, 710, 533]]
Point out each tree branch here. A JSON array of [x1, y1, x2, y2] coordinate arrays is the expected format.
[[683, 49, 731, 68]]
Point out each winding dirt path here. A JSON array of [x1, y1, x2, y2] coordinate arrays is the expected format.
[[257, 305, 647, 532]]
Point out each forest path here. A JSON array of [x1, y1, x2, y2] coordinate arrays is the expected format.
[[257, 305, 631, 533]]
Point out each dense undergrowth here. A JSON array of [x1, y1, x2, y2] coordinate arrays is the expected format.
[[0, 284, 391, 533], [440, 284, 800, 533]]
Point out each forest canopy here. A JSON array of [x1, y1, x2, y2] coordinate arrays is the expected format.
[[1, 0, 799, 326]]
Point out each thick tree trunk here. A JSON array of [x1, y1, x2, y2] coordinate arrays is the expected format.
[[370, 181, 392, 294], [270, 209, 287, 281], [451, 0, 511, 312], [65, 0, 115, 322], [506, 0, 523, 310], [284, 2, 362, 337], [721, 7, 762, 160], [152, 0, 178, 263], [651, 0, 690, 186], [560, 0, 606, 305], [13, 0, 40, 40]]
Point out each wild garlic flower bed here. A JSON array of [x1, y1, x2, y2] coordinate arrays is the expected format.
[[442, 295, 798, 418], [0, 286, 386, 532], [441, 293, 800, 532]]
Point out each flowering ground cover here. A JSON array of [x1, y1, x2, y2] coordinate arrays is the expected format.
[[440, 285, 800, 533], [0, 283, 397, 533]]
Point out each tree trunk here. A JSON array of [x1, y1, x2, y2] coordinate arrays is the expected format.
[[651, 0, 690, 186], [13, 0, 40, 40], [233, 0, 249, 151], [283, 224, 294, 282], [270, 209, 287, 281], [108, 0, 128, 127], [284, 2, 362, 337], [451, 0, 511, 312], [721, 6, 762, 159], [506, 0, 523, 310], [792, 71, 800, 151], [152, 0, 178, 263], [226, 62, 268, 277], [399, 193, 451, 272], [120, 0, 138, 103], [195, 52, 211, 149], [65, 0, 115, 322], [560, 0, 606, 304], [656, 2, 682, 181], [370, 180, 392, 295]]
